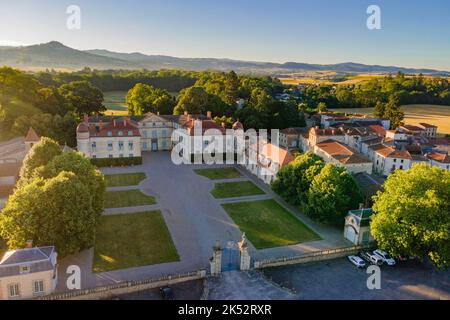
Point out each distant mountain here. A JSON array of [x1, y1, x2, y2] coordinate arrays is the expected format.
[[0, 41, 449, 76]]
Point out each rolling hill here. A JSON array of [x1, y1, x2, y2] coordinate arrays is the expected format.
[[0, 41, 449, 76]]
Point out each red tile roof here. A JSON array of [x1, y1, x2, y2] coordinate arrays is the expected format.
[[0, 162, 21, 178], [24, 128, 39, 142], [257, 142, 295, 167], [372, 145, 413, 159], [315, 140, 372, 164], [311, 127, 344, 136], [427, 152, 450, 164], [184, 119, 225, 136], [88, 118, 141, 137], [369, 125, 387, 137], [419, 123, 437, 129]]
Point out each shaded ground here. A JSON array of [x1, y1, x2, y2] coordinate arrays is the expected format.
[[263, 258, 450, 300], [194, 167, 242, 180], [207, 271, 295, 300], [104, 189, 156, 208], [104, 172, 147, 187], [109, 280, 203, 300], [211, 181, 265, 199]]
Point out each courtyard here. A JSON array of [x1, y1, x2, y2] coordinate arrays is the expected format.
[[56, 152, 349, 291]]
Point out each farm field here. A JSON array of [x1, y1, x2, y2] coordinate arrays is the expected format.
[[103, 90, 179, 116], [103, 91, 129, 116], [333, 104, 450, 135], [280, 74, 383, 86]]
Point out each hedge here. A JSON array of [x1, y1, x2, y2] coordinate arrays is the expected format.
[[91, 157, 143, 167]]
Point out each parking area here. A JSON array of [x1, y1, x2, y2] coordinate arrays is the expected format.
[[263, 258, 450, 300]]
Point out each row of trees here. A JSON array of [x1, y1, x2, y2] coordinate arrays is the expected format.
[[302, 73, 450, 109], [126, 71, 306, 130], [0, 138, 105, 257], [272, 152, 363, 225]]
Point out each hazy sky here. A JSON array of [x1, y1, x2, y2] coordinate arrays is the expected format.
[[1, 0, 449, 70]]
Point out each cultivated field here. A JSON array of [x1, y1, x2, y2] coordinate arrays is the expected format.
[[333, 104, 450, 135], [280, 73, 384, 86], [103, 91, 129, 116]]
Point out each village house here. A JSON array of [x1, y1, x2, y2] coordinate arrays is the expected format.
[[426, 152, 450, 170], [245, 140, 295, 184], [0, 244, 57, 300], [417, 123, 438, 138], [279, 127, 306, 150], [303, 127, 346, 152], [370, 144, 413, 177], [314, 140, 373, 174]]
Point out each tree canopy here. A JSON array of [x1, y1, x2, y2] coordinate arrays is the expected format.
[[371, 164, 450, 269], [126, 83, 175, 115], [59, 80, 105, 116], [303, 164, 363, 225]]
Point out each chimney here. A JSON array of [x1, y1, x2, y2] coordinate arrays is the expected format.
[[113, 119, 117, 127], [207, 111, 212, 119], [83, 114, 89, 123], [124, 118, 127, 126], [184, 111, 188, 116], [157, 111, 160, 116], [26, 240, 33, 248]]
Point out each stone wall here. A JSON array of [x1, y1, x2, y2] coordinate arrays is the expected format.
[[37, 269, 207, 300], [254, 246, 367, 269]]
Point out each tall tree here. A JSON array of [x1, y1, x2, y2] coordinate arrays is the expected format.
[[304, 164, 363, 225], [19, 137, 62, 184], [224, 71, 240, 106], [0, 172, 98, 257], [272, 152, 325, 205], [59, 81, 105, 116], [126, 83, 175, 115], [371, 164, 450, 269]]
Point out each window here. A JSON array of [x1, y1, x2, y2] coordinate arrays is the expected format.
[[20, 265, 30, 274], [118, 131, 124, 136], [109, 154, 113, 159], [143, 142, 148, 150], [142, 130, 148, 138], [129, 154, 134, 158], [152, 130, 157, 138], [91, 142, 97, 151], [162, 129, 167, 138], [93, 155, 97, 159], [107, 141, 113, 151], [128, 141, 134, 151], [401, 159, 404, 164], [107, 131, 112, 137], [393, 159, 397, 163], [33, 280, 44, 294], [118, 141, 124, 151], [119, 154, 124, 158], [128, 131, 133, 136], [8, 284, 20, 298]]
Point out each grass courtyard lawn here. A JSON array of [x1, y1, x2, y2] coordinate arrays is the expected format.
[[105, 173, 147, 187], [194, 167, 242, 180], [104, 190, 156, 208], [222, 200, 321, 249], [93, 211, 179, 272], [211, 181, 265, 199]]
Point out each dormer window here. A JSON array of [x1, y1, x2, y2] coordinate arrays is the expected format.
[[20, 265, 31, 274], [118, 131, 124, 136]]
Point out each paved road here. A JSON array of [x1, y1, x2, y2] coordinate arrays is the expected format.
[[207, 271, 295, 300], [263, 258, 450, 300]]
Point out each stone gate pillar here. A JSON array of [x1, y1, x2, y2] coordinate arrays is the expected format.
[[210, 241, 222, 276], [239, 233, 251, 271]]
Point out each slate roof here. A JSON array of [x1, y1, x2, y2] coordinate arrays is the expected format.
[[0, 247, 56, 278]]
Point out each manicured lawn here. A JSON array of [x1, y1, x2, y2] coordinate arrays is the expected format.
[[211, 181, 265, 199], [93, 211, 179, 272], [194, 167, 242, 180], [105, 173, 147, 187], [104, 190, 156, 208], [222, 200, 321, 249]]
